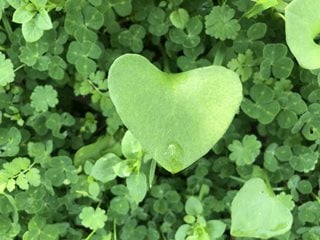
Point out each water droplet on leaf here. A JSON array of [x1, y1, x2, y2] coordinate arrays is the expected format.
[[163, 142, 184, 173]]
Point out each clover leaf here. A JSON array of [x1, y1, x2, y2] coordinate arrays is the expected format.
[[260, 43, 294, 79], [298, 201, 320, 224], [147, 7, 169, 36], [79, 206, 108, 230], [241, 84, 280, 124], [170, 8, 189, 29], [169, 16, 203, 48], [90, 153, 121, 183], [23, 216, 68, 240], [277, 92, 307, 129], [0, 52, 14, 86], [289, 145, 318, 173], [228, 135, 261, 166], [205, 5, 241, 40], [292, 103, 320, 141], [177, 44, 210, 71], [66, 40, 101, 76], [227, 49, 255, 82], [30, 85, 58, 112], [19, 40, 49, 67], [10, 1, 53, 42], [0, 127, 21, 157], [118, 24, 146, 53], [126, 172, 148, 204]]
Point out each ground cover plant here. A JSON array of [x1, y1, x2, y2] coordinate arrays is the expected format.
[[0, 0, 320, 239]]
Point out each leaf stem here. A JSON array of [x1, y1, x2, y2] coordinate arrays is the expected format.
[[86, 79, 108, 96], [158, 43, 170, 72], [229, 176, 246, 183], [1, 13, 13, 42], [84, 229, 97, 240], [14, 64, 26, 72], [149, 159, 157, 188], [113, 220, 117, 240], [272, 187, 286, 191]]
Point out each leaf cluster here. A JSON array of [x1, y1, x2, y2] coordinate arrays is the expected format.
[[0, 0, 319, 239]]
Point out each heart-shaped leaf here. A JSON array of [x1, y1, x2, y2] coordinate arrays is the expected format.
[[108, 54, 242, 173], [231, 178, 294, 239], [286, 0, 320, 70]]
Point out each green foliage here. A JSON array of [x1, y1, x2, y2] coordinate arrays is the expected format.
[[0, 0, 319, 239], [9, 0, 54, 42], [23, 216, 69, 240]]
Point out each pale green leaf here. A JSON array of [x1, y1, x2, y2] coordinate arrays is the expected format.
[[108, 54, 242, 173], [231, 178, 293, 239]]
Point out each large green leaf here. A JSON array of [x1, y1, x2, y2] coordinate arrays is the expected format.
[[231, 178, 294, 239], [285, 0, 320, 69], [108, 54, 242, 173]]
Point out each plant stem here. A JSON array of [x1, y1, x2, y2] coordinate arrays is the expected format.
[[14, 64, 26, 72], [229, 176, 246, 183], [149, 159, 157, 188], [84, 229, 97, 240], [158, 43, 170, 72], [113, 220, 117, 240], [1, 13, 13, 42]]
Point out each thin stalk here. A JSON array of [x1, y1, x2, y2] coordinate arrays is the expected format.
[[149, 159, 157, 188], [14, 64, 26, 72], [84, 229, 97, 240], [1, 13, 13, 42], [229, 176, 246, 183]]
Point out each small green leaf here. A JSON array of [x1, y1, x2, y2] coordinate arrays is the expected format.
[[79, 206, 107, 230], [12, 5, 36, 23], [30, 85, 58, 112], [121, 131, 143, 159], [247, 22, 267, 40], [23, 216, 69, 240], [22, 18, 44, 42], [185, 196, 203, 216], [206, 220, 226, 239], [0, 52, 15, 86], [231, 178, 293, 239], [170, 8, 189, 29], [90, 153, 121, 183], [205, 5, 241, 40], [228, 135, 262, 166], [126, 172, 147, 203], [34, 9, 52, 30]]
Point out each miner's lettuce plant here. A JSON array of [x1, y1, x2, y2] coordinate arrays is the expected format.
[[0, 0, 320, 239]]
